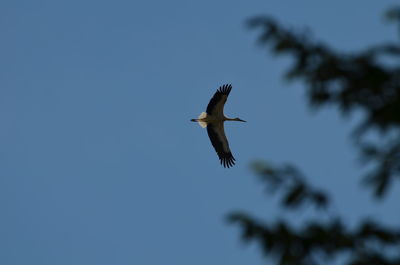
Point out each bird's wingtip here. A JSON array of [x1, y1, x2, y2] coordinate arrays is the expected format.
[[218, 84, 232, 94]]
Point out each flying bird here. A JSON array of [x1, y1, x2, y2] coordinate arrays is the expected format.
[[191, 84, 246, 168]]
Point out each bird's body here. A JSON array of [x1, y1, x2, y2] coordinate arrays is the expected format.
[[191, 84, 246, 168]]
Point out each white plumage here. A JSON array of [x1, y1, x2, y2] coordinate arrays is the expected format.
[[197, 112, 208, 128]]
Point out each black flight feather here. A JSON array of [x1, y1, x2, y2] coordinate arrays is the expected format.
[[206, 123, 236, 168], [206, 84, 232, 115]]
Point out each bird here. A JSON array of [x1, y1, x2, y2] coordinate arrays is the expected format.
[[191, 84, 246, 168]]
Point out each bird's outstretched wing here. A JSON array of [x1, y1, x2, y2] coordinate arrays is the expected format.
[[206, 84, 232, 117], [206, 122, 236, 168]]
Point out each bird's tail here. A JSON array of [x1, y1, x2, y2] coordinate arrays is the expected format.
[[191, 112, 208, 128], [197, 112, 208, 128]]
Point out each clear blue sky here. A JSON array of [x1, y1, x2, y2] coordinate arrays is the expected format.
[[1, 1, 399, 264]]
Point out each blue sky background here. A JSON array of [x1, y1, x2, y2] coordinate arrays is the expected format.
[[1, 1, 399, 264]]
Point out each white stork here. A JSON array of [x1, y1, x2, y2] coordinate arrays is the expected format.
[[191, 84, 246, 168]]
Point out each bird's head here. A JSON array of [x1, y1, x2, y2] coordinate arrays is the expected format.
[[234, 117, 246, 122]]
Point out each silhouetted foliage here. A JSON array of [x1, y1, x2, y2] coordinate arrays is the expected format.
[[229, 161, 400, 264], [228, 213, 400, 265], [252, 161, 329, 210], [228, 6, 400, 265], [246, 7, 400, 197]]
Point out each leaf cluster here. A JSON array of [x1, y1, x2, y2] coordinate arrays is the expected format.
[[229, 162, 400, 265], [228, 6, 400, 265], [247, 7, 400, 197], [252, 161, 329, 210], [229, 213, 400, 265]]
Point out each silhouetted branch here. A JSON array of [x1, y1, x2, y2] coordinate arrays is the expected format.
[[228, 6, 400, 265], [247, 7, 400, 197], [361, 136, 400, 197], [252, 161, 329, 210], [248, 16, 400, 131], [228, 213, 400, 265]]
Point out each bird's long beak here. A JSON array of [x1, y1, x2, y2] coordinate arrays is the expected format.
[[238, 118, 246, 122]]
